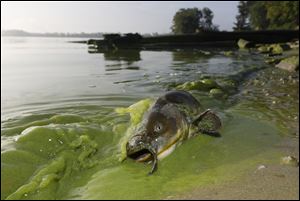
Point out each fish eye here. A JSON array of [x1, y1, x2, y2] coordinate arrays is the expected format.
[[154, 123, 163, 133]]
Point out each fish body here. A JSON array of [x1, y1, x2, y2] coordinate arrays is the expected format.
[[125, 90, 221, 174]]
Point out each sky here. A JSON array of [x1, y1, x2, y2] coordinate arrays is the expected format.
[[1, 1, 239, 34]]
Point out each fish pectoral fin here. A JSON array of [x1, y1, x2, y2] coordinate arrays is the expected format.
[[192, 109, 222, 137], [198, 129, 221, 137]]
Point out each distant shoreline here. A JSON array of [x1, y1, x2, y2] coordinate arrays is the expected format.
[[1, 35, 100, 39], [1, 29, 104, 38]]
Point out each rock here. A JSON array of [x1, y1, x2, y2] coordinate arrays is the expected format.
[[176, 81, 203, 91], [257, 45, 270, 53], [257, 165, 267, 171], [200, 79, 218, 89], [237, 39, 254, 49], [281, 156, 299, 167], [199, 50, 211, 55], [287, 40, 299, 49], [209, 88, 225, 98], [176, 79, 219, 91], [223, 51, 234, 56], [268, 44, 286, 55], [276, 56, 299, 72], [270, 44, 283, 55], [258, 43, 291, 55], [217, 79, 238, 94], [265, 57, 282, 64]]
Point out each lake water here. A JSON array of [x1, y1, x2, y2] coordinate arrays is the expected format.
[[1, 37, 298, 199]]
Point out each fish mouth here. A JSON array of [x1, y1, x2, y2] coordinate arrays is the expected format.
[[127, 149, 152, 162]]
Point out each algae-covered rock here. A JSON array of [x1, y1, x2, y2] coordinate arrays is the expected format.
[[176, 81, 205, 91], [176, 79, 219, 91], [209, 88, 226, 98], [223, 51, 234, 56], [257, 43, 291, 55], [269, 44, 286, 55], [276, 55, 299, 72], [237, 39, 254, 49], [217, 79, 238, 94], [257, 45, 271, 53], [265, 57, 282, 65], [200, 79, 218, 89]]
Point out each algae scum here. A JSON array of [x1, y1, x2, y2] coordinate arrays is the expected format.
[[1, 37, 299, 200]]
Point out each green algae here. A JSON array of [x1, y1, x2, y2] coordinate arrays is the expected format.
[[6, 157, 65, 200], [115, 98, 154, 161], [115, 98, 153, 126], [1, 94, 293, 200], [68, 111, 282, 200], [257, 43, 291, 55], [176, 79, 219, 91], [1, 121, 115, 200], [2, 114, 86, 137]]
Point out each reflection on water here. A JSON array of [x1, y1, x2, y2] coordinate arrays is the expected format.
[[102, 49, 141, 63]]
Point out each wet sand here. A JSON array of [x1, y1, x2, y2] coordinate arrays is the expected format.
[[166, 137, 299, 200]]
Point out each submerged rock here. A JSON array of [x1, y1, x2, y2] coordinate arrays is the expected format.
[[237, 39, 254, 49], [265, 57, 282, 65], [281, 156, 299, 167], [256, 165, 267, 171], [217, 78, 238, 94], [276, 56, 299, 72], [209, 88, 226, 98], [176, 79, 219, 91], [223, 51, 234, 56], [199, 50, 211, 55]]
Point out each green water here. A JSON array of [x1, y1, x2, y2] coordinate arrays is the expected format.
[[1, 37, 299, 200]]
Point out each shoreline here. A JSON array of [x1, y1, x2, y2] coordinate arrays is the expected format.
[[166, 136, 299, 200]]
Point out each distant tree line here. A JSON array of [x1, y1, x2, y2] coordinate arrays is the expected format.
[[233, 1, 299, 31], [1, 29, 103, 38], [171, 7, 219, 34]]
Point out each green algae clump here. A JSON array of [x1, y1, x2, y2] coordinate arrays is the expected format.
[[115, 98, 153, 126], [115, 98, 154, 161], [5, 157, 65, 200], [176, 79, 219, 91], [70, 135, 98, 169]]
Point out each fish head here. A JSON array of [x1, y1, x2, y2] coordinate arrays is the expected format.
[[126, 103, 188, 162]]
